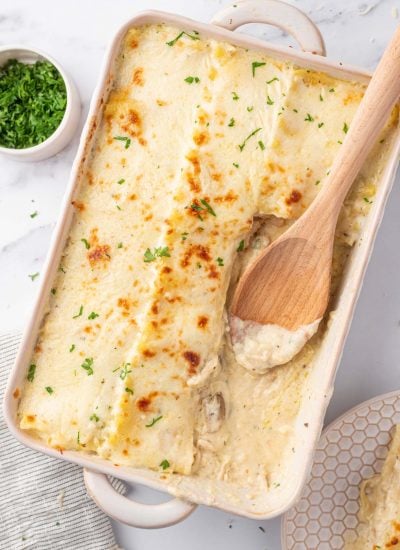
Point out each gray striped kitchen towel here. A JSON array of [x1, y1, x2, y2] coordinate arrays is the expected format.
[[0, 332, 125, 550]]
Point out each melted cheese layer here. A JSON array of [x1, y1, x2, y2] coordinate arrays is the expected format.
[[17, 24, 398, 499]]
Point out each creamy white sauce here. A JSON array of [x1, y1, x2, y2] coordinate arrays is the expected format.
[[229, 315, 321, 372]]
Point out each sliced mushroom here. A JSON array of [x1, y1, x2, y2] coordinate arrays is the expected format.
[[202, 392, 225, 433]]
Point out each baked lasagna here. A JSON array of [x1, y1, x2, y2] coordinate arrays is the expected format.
[[16, 24, 398, 507]]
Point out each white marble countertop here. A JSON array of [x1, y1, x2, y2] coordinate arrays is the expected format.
[[1, 1, 400, 548]]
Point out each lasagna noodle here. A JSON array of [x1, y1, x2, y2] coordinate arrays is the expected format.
[[18, 24, 398, 484]]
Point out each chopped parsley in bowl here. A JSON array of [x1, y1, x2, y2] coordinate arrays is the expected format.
[[0, 45, 80, 161], [0, 58, 67, 149]]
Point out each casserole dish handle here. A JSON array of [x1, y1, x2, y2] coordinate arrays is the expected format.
[[211, 0, 326, 56], [84, 469, 197, 528]]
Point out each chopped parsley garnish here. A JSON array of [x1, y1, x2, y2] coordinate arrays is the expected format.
[[293, 108, 298, 113], [231, 91, 239, 101], [116, 204, 122, 211], [258, 140, 265, 150], [160, 459, 170, 470], [184, 76, 200, 84], [59, 266, 66, 274], [81, 357, 94, 376], [216, 257, 224, 266], [89, 413, 100, 422], [315, 180, 321, 186], [81, 238, 90, 249], [252, 61, 266, 77], [51, 288, 56, 295], [181, 232, 189, 241], [304, 113, 314, 122], [363, 197, 373, 204], [233, 162, 239, 168], [45, 386, 54, 394], [166, 30, 200, 47], [189, 198, 217, 219], [27, 364, 36, 382], [113, 136, 131, 149], [228, 118, 235, 127], [69, 344, 75, 352], [73, 305, 83, 319], [117, 242, 123, 248], [77, 431, 80, 445], [329, 88, 335, 92], [266, 95, 274, 105], [191, 204, 205, 220], [266, 77, 279, 84], [338, 140, 343, 144], [237, 240, 245, 252], [143, 246, 170, 262], [319, 93, 324, 101], [0, 59, 67, 149], [119, 363, 132, 380], [117, 178, 125, 185], [343, 122, 349, 134], [196, 262, 202, 269], [246, 106, 254, 112], [239, 128, 262, 151], [145, 415, 163, 427], [88, 311, 99, 320], [30, 211, 38, 218], [28, 272, 39, 281], [125, 387, 134, 394], [318, 122, 324, 128], [200, 198, 216, 216]]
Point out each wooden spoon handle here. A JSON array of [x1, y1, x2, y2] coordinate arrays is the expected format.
[[315, 26, 400, 212]]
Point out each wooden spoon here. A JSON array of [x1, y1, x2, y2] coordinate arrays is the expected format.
[[231, 27, 400, 330]]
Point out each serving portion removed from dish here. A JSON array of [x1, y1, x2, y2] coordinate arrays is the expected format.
[[15, 23, 399, 511], [347, 425, 400, 550]]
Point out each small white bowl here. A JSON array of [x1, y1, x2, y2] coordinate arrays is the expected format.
[[0, 45, 81, 162]]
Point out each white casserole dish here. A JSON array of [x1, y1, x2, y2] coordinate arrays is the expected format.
[[4, 0, 400, 529]]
